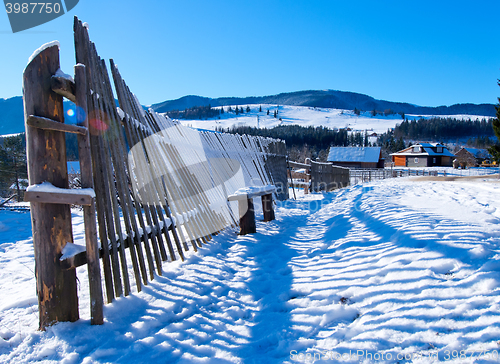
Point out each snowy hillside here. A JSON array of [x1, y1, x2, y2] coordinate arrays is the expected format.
[[0, 101, 492, 138], [176, 104, 491, 135], [2, 176, 500, 363]]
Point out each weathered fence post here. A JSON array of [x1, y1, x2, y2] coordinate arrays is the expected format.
[[304, 158, 310, 194], [24, 44, 79, 330], [262, 194, 275, 222], [239, 199, 256, 234]]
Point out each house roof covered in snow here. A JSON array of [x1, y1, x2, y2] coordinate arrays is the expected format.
[[327, 147, 381, 163], [462, 148, 491, 159]]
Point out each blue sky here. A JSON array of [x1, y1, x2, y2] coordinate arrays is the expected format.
[[1, 0, 499, 107]]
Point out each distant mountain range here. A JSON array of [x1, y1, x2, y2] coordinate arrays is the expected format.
[[0, 97, 74, 136], [0, 96, 23, 136], [150, 90, 496, 117], [1, 90, 496, 135]]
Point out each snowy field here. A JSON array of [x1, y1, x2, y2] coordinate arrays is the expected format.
[[176, 104, 491, 135], [2, 176, 500, 363]]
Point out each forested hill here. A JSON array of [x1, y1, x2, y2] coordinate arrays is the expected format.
[[150, 90, 496, 117], [0, 90, 495, 136]]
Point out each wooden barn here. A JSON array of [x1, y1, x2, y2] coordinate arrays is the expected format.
[[454, 148, 491, 167], [327, 147, 384, 169], [391, 143, 455, 167]]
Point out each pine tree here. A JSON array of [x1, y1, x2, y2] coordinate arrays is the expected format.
[[235, 106, 239, 115], [488, 79, 500, 161], [246, 106, 251, 113], [0, 134, 27, 199], [389, 138, 397, 153], [259, 105, 262, 112], [396, 137, 405, 152], [267, 109, 270, 116]]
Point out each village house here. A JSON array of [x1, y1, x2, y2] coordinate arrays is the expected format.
[[327, 146, 384, 169], [454, 147, 491, 167], [391, 142, 455, 167]]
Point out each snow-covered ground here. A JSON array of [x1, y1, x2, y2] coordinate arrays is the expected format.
[[177, 104, 491, 136], [2, 176, 500, 363], [397, 167, 500, 177]]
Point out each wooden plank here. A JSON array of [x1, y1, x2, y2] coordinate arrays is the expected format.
[[88, 48, 131, 297], [51, 75, 76, 103], [74, 16, 116, 303], [25, 190, 93, 206], [82, 25, 125, 299], [75, 64, 104, 325], [115, 69, 189, 261], [200, 132, 239, 228], [227, 186, 276, 201], [202, 133, 239, 228], [27, 115, 87, 135], [117, 81, 168, 270], [120, 116, 158, 277], [147, 133, 202, 252], [110, 65, 171, 269], [23, 44, 79, 330], [159, 128, 222, 245], [95, 57, 148, 288]]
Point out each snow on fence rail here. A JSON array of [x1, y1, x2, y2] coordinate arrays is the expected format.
[[22, 17, 288, 330]]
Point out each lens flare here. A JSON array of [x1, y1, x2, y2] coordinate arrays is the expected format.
[[75, 105, 87, 124], [67, 109, 75, 117], [90, 118, 109, 132]]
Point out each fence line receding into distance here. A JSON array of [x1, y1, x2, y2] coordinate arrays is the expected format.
[[23, 17, 288, 329]]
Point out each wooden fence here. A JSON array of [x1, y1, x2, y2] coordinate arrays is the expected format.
[[350, 168, 439, 184], [310, 160, 350, 192], [288, 160, 350, 193], [288, 160, 442, 193], [23, 17, 288, 329]]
